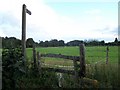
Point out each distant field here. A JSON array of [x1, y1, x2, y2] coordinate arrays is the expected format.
[[27, 46, 118, 66]]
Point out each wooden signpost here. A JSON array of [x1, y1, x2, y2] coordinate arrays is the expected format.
[[22, 4, 31, 70]]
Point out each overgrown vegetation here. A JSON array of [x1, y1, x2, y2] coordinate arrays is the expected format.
[[2, 48, 57, 89], [2, 47, 119, 89], [2, 48, 24, 89], [86, 63, 119, 89]]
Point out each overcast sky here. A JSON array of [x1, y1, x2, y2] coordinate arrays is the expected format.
[[0, 0, 118, 43]]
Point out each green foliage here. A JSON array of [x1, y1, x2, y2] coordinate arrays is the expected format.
[[2, 48, 24, 89], [2, 37, 21, 49], [39, 39, 65, 47], [26, 38, 35, 48], [66, 40, 83, 46], [1, 36, 119, 49], [16, 70, 59, 88]]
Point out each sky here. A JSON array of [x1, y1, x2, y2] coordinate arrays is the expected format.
[[0, 0, 119, 43]]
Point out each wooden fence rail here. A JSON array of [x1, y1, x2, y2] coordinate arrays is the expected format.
[[41, 53, 80, 61]]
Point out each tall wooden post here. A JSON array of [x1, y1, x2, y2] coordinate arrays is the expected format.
[[22, 4, 26, 67], [106, 46, 109, 64], [79, 43, 86, 77], [21, 4, 31, 70]]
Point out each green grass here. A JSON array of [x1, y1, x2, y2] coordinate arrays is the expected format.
[[41, 57, 74, 67], [27, 46, 118, 65]]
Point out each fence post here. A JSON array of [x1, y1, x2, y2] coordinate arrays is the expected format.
[[37, 51, 41, 73], [73, 58, 79, 87], [79, 43, 86, 77], [106, 46, 109, 64], [33, 44, 36, 68]]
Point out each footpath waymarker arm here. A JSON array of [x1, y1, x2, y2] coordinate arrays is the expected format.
[[26, 8, 32, 15]]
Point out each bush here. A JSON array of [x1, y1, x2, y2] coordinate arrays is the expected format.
[[2, 48, 24, 89], [2, 48, 60, 88]]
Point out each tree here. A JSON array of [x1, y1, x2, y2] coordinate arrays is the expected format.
[[39, 41, 44, 47], [26, 38, 35, 48], [86, 39, 99, 46], [59, 40, 65, 46], [66, 40, 83, 46], [2, 37, 21, 49], [114, 38, 118, 43], [99, 40, 105, 46], [113, 38, 118, 46], [44, 40, 49, 47], [49, 39, 59, 47]]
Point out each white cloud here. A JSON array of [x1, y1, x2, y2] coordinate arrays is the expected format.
[[0, 29, 5, 37], [85, 9, 101, 15], [0, 0, 118, 42]]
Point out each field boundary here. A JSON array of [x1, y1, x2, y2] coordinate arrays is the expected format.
[[32, 44, 99, 88], [32, 44, 86, 78], [31, 43, 85, 87]]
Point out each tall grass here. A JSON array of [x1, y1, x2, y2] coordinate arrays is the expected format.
[[86, 63, 119, 89], [15, 63, 119, 88]]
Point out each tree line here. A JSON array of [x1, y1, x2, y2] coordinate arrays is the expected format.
[[0, 36, 119, 48]]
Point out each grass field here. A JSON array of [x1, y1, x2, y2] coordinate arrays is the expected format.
[[26, 46, 118, 66]]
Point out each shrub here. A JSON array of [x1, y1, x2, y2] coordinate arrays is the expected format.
[[2, 48, 24, 89]]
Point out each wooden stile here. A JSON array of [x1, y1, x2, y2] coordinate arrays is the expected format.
[[31, 43, 99, 88]]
